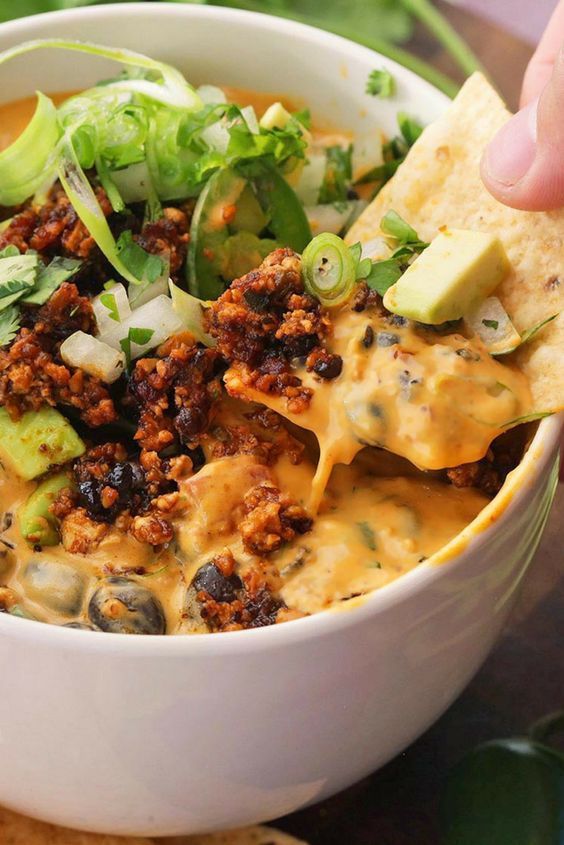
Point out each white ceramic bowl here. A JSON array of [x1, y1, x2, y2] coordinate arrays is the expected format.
[[0, 4, 561, 837]]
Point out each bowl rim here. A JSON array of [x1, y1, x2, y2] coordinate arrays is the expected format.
[[0, 2, 561, 653]]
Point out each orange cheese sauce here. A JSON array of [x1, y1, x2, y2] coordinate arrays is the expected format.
[[0, 91, 522, 631]]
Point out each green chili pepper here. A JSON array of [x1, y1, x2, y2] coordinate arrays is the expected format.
[[188, 163, 311, 300], [441, 711, 564, 845], [187, 166, 247, 299], [249, 161, 311, 253]]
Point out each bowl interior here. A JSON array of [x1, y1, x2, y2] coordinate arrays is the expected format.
[[0, 3, 559, 648], [0, 2, 448, 163]]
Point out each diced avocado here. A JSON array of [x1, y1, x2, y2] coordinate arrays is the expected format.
[[260, 102, 293, 131], [383, 229, 510, 325], [18, 471, 76, 546], [0, 407, 85, 481]]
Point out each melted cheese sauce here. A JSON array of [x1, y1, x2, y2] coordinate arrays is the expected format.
[[0, 93, 521, 632], [226, 309, 531, 510]]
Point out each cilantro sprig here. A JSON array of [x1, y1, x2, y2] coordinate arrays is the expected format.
[[120, 326, 155, 367], [0, 305, 21, 348], [366, 68, 395, 98], [348, 210, 428, 296]]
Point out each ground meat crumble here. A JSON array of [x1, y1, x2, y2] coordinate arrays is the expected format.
[[0, 283, 117, 426], [190, 549, 290, 633], [206, 248, 343, 413], [0, 175, 529, 631]]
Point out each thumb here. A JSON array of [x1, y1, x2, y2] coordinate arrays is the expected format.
[[481, 46, 564, 211]]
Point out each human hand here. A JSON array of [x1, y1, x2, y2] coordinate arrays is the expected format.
[[481, 0, 564, 211]]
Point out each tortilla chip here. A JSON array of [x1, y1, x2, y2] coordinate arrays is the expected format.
[[161, 826, 308, 845], [347, 72, 564, 413], [0, 806, 151, 845]]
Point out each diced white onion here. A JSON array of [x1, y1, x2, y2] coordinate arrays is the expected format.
[[92, 283, 132, 335], [169, 279, 215, 347], [99, 294, 185, 359], [128, 274, 169, 309], [294, 151, 326, 206], [60, 331, 126, 384], [201, 120, 230, 154], [197, 85, 227, 105], [465, 296, 521, 355], [110, 161, 152, 204], [240, 105, 259, 135], [305, 200, 366, 237]]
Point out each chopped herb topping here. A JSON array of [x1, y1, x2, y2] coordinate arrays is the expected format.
[[120, 326, 155, 366], [22, 256, 81, 306], [0, 304, 21, 347], [99, 292, 120, 322], [366, 68, 395, 98], [116, 230, 165, 285], [482, 318, 499, 330], [357, 521, 377, 551], [318, 145, 353, 205]]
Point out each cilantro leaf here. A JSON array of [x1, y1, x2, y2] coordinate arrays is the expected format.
[[22, 256, 81, 306], [398, 112, 424, 146], [366, 68, 395, 98], [120, 326, 155, 367], [0, 253, 40, 311], [482, 318, 499, 331], [318, 145, 353, 205], [357, 521, 377, 551], [99, 292, 120, 322], [380, 209, 419, 244], [116, 231, 165, 285], [365, 259, 403, 295], [0, 304, 21, 347]]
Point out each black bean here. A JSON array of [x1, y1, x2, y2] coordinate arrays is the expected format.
[[362, 326, 374, 348], [282, 333, 318, 360], [312, 354, 343, 380], [88, 577, 166, 635], [388, 314, 408, 328], [174, 405, 209, 441], [376, 331, 399, 347], [192, 562, 242, 603]]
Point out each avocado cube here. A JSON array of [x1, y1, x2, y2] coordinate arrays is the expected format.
[[19, 471, 75, 546], [0, 407, 85, 481], [383, 229, 510, 325]]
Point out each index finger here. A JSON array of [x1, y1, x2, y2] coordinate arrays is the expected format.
[[521, 0, 564, 107]]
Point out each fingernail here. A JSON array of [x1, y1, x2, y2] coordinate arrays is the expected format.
[[483, 98, 538, 187]]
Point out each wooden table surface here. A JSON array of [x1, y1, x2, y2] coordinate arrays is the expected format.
[[272, 7, 564, 844]]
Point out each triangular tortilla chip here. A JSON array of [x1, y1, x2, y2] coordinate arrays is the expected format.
[[347, 72, 564, 413], [0, 805, 151, 845]]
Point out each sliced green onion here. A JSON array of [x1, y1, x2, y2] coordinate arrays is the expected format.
[[0, 92, 60, 206], [302, 233, 357, 307], [57, 134, 141, 286], [0, 40, 203, 112]]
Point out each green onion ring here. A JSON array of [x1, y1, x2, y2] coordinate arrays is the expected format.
[[302, 233, 357, 307]]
